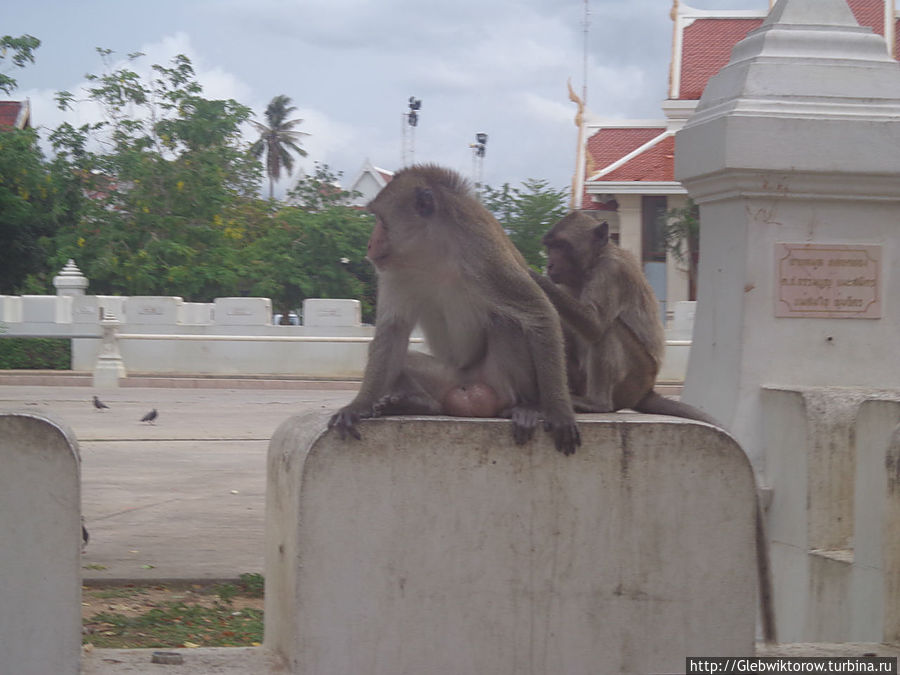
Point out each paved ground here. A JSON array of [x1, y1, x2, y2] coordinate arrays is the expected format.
[[0, 382, 358, 582]]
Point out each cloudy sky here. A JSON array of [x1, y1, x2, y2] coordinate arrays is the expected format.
[[6, 0, 770, 196]]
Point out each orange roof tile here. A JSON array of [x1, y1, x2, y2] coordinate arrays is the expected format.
[[679, 18, 762, 100], [586, 127, 666, 171], [598, 135, 675, 182], [0, 101, 29, 129], [848, 0, 886, 36]]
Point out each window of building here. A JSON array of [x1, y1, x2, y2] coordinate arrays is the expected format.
[[642, 196, 668, 263]]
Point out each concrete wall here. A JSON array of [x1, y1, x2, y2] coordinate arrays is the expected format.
[[763, 388, 900, 643], [74, 325, 379, 378], [0, 413, 82, 675], [266, 414, 758, 674]]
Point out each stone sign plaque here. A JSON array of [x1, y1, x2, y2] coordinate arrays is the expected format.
[[775, 243, 881, 319]]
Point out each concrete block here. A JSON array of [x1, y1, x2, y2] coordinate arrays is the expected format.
[[762, 388, 900, 643], [21, 295, 60, 323], [0, 413, 81, 675], [883, 416, 900, 644], [302, 298, 361, 327], [266, 414, 757, 674], [0, 295, 23, 323], [124, 296, 183, 325], [180, 302, 213, 325], [851, 400, 900, 641], [214, 297, 272, 326], [72, 295, 102, 324], [97, 295, 126, 321]]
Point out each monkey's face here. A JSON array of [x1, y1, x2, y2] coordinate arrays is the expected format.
[[545, 243, 578, 287], [366, 217, 392, 270]]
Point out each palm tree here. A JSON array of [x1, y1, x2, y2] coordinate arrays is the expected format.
[[250, 95, 310, 200]]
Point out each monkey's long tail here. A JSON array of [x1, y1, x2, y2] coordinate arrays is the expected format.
[[631, 390, 721, 427]]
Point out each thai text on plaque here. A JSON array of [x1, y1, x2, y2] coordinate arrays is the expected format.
[[775, 243, 881, 319]]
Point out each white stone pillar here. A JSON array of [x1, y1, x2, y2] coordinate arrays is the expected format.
[[674, 0, 900, 475], [92, 315, 126, 388], [52, 259, 88, 297]]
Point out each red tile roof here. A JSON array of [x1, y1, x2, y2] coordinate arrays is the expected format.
[[0, 101, 29, 129], [848, 0, 887, 37], [586, 127, 666, 172], [598, 134, 675, 182], [678, 18, 762, 100]]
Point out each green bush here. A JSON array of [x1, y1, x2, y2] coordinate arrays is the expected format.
[[0, 337, 72, 369]]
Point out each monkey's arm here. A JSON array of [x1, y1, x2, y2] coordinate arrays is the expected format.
[[530, 270, 618, 341], [328, 318, 414, 439], [503, 275, 581, 455]]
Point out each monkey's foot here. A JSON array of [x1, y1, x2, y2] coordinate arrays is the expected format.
[[572, 396, 615, 414], [543, 411, 581, 455], [373, 392, 442, 417], [502, 405, 542, 445]]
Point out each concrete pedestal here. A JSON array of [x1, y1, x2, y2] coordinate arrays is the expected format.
[[266, 414, 758, 675]]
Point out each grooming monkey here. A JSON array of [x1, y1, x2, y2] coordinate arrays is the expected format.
[[531, 211, 718, 423], [533, 210, 776, 642], [328, 165, 581, 455]]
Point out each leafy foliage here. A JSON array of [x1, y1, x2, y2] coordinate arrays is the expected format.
[[663, 198, 700, 300], [243, 165, 375, 323], [51, 50, 262, 300], [0, 34, 40, 94], [0, 337, 71, 369], [0, 127, 65, 292], [483, 178, 568, 270]]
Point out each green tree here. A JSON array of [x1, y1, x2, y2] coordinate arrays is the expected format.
[[52, 50, 263, 299], [240, 166, 375, 323], [483, 178, 568, 270], [0, 127, 66, 292], [250, 95, 309, 200], [0, 34, 40, 95], [663, 198, 700, 300]]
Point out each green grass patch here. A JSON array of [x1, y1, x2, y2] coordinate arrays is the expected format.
[[83, 581, 264, 649]]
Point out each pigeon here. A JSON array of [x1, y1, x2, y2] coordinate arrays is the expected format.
[[140, 408, 158, 424], [93, 395, 110, 411]]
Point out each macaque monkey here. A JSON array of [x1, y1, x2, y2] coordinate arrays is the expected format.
[[328, 165, 581, 455], [533, 211, 776, 643], [532, 211, 718, 423]]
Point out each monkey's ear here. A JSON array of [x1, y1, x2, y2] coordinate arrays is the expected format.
[[593, 221, 610, 247], [415, 187, 436, 218]]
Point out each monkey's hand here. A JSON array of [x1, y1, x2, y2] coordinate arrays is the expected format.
[[327, 404, 372, 441], [543, 411, 581, 456]]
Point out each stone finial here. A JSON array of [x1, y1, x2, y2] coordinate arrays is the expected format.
[[53, 259, 88, 297]]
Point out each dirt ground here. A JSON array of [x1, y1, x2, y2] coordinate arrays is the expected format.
[[81, 584, 264, 622]]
